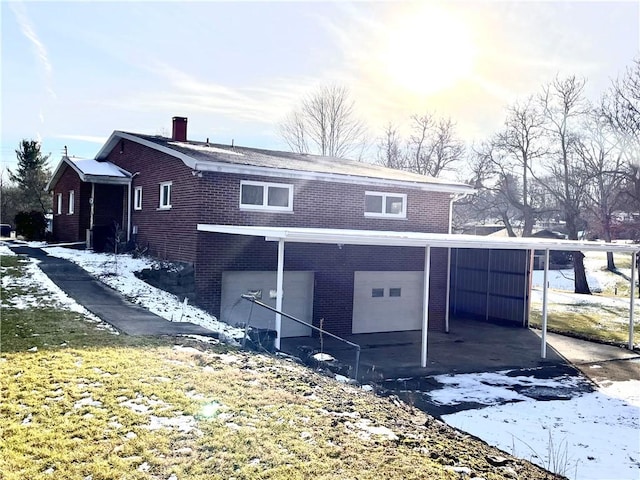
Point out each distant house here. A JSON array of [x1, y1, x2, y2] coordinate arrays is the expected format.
[[531, 229, 572, 270], [47, 117, 474, 340]]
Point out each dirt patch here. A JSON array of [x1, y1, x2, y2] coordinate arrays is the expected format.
[[574, 357, 640, 384]]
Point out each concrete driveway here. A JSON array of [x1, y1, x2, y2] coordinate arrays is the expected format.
[[281, 318, 640, 383]]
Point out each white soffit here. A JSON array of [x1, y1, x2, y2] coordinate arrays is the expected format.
[[196, 224, 640, 253]]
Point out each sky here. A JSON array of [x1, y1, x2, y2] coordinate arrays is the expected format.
[[1, 0, 639, 177]]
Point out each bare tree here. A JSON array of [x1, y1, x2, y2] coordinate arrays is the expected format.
[[376, 122, 405, 169], [578, 109, 626, 270], [603, 59, 640, 230], [536, 76, 592, 294], [280, 84, 366, 158], [493, 98, 548, 236], [407, 114, 464, 177], [280, 110, 308, 154]]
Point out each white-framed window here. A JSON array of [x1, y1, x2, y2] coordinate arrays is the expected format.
[[159, 182, 172, 209], [240, 180, 293, 212], [364, 191, 407, 218], [134, 186, 143, 210], [56, 193, 62, 215], [68, 190, 75, 215]]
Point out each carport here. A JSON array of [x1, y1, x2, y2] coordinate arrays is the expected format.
[[197, 224, 640, 366]]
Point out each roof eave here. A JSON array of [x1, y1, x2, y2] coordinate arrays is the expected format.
[[196, 224, 640, 253], [102, 132, 474, 194]]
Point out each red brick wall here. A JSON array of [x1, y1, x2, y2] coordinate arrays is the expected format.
[[197, 171, 451, 232], [103, 138, 453, 334], [195, 233, 448, 335], [105, 140, 202, 263], [52, 165, 89, 242]]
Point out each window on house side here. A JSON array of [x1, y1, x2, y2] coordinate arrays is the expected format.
[[134, 186, 143, 210], [239, 181, 293, 211], [57, 193, 62, 215], [159, 182, 172, 209], [364, 191, 407, 218], [389, 288, 402, 297], [68, 191, 75, 215], [371, 288, 384, 298]]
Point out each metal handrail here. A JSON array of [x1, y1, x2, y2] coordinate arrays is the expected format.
[[240, 294, 360, 380]]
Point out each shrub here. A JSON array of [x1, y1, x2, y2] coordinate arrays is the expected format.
[[14, 210, 47, 241]]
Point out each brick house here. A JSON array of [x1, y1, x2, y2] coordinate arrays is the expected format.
[[47, 117, 475, 343]]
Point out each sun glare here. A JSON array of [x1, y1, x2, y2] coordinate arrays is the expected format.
[[379, 6, 476, 95]]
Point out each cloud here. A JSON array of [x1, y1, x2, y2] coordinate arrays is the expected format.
[[93, 61, 319, 125], [55, 134, 109, 144], [10, 2, 56, 100]]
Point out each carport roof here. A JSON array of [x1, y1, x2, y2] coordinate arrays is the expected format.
[[196, 224, 640, 253]]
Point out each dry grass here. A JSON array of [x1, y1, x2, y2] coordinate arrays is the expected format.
[[0, 255, 559, 480]]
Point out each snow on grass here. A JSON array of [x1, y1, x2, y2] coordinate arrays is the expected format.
[[43, 247, 244, 341], [0, 244, 16, 256], [439, 371, 640, 480], [1, 255, 115, 333]]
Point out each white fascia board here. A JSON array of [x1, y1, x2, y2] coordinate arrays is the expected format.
[[193, 161, 474, 194], [196, 224, 640, 253]]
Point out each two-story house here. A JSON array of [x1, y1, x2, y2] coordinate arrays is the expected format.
[[47, 117, 475, 344]]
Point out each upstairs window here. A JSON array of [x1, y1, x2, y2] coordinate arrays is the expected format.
[[134, 186, 143, 210], [240, 181, 293, 212], [56, 193, 62, 215], [159, 182, 172, 209], [68, 191, 75, 215], [364, 191, 406, 218]]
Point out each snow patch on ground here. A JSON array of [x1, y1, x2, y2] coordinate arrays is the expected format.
[[429, 370, 584, 406], [440, 371, 640, 480], [1, 254, 117, 332], [43, 247, 244, 340]]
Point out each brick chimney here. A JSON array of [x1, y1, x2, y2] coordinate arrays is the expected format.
[[172, 116, 188, 142]]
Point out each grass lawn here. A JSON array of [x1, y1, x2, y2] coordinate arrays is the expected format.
[[529, 251, 639, 347], [0, 254, 558, 480]]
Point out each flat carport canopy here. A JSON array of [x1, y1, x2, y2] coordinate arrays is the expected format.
[[197, 224, 640, 366]]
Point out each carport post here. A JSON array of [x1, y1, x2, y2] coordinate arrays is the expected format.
[[421, 245, 431, 368], [275, 239, 285, 350], [629, 251, 636, 350], [541, 248, 550, 359]]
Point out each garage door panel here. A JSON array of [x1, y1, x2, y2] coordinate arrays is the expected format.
[[221, 271, 313, 337], [352, 271, 423, 334]]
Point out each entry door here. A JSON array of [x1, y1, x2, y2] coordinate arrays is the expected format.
[[352, 271, 423, 333], [221, 271, 313, 337]]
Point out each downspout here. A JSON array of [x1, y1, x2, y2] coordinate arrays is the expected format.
[[445, 193, 469, 332], [88, 183, 95, 249], [126, 179, 132, 242]]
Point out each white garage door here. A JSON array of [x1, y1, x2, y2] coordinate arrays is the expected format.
[[352, 271, 423, 334], [221, 271, 313, 338]]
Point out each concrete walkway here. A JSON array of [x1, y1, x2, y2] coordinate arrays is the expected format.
[[9, 245, 218, 338]]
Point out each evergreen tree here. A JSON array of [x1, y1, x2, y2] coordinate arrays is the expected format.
[[9, 140, 52, 214]]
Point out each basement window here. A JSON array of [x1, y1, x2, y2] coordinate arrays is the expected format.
[[389, 288, 402, 297], [371, 288, 384, 298], [159, 182, 172, 209], [134, 186, 143, 210], [364, 191, 406, 218], [240, 180, 293, 212]]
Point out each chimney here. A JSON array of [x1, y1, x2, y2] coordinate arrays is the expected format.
[[172, 116, 188, 142]]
